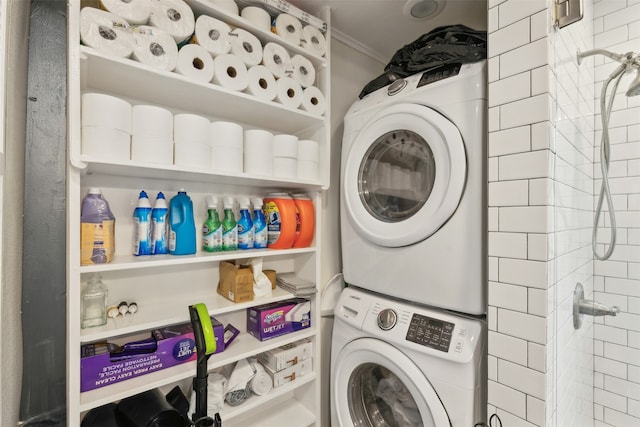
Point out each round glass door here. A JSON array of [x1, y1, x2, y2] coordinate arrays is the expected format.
[[343, 103, 466, 247]]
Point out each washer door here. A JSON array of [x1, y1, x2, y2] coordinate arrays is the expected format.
[[333, 338, 451, 427], [343, 103, 466, 247]]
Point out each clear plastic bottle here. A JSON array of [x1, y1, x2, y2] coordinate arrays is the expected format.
[[133, 190, 153, 256], [222, 197, 238, 251], [252, 197, 268, 249], [151, 192, 169, 255], [237, 197, 254, 250], [81, 274, 107, 329], [202, 196, 223, 252], [81, 188, 116, 265]]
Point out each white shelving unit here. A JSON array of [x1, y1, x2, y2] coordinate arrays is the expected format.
[[66, 0, 330, 425]]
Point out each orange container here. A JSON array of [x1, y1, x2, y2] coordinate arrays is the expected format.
[[263, 193, 297, 249], [292, 194, 314, 248]]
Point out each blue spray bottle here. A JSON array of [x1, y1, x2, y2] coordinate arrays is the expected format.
[[151, 192, 169, 255], [252, 197, 268, 249], [237, 197, 254, 250], [133, 190, 153, 256]]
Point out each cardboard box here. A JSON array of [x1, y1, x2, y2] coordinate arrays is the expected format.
[[264, 269, 276, 289], [218, 261, 254, 303], [264, 357, 313, 388], [80, 317, 224, 392], [247, 298, 311, 341], [257, 338, 313, 371]]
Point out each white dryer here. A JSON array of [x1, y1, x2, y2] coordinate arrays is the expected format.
[[340, 61, 487, 314], [331, 286, 486, 427]]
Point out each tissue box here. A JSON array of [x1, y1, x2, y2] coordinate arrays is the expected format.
[[218, 261, 254, 303], [247, 298, 311, 341], [80, 317, 224, 392], [264, 357, 313, 388], [257, 338, 313, 371]]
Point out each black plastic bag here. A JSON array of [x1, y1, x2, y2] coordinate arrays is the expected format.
[[359, 24, 487, 99]]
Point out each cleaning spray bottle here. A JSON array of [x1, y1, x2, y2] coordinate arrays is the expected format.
[[222, 196, 237, 251], [202, 196, 222, 252], [237, 197, 254, 250], [169, 189, 197, 255], [151, 192, 168, 255], [133, 190, 153, 256], [252, 197, 268, 249]]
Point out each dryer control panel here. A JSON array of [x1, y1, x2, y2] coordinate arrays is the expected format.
[[417, 63, 462, 88], [406, 313, 454, 352]]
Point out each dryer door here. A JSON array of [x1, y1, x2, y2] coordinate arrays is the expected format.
[[343, 103, 466, 247], [332, 338, 451, 427]]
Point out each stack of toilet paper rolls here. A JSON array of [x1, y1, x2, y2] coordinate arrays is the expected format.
[[297, 139, 319, 181], [272, 134, 298, 179], [174, 114, 212, 169], [244, 129, 274, 176], [81, 92, 132, 161], [131, 105, 174, 164], [210, 121, 244, 173]]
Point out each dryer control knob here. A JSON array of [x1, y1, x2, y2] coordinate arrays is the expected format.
[[387, 79, 407, 96], [377, 309, 397, 330]]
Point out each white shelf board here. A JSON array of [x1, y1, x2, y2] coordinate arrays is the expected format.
[[79, 247, 316, 274], [80, 48, 325, 134], [80, 286, 302, 343], [79, 327, 316, 412]]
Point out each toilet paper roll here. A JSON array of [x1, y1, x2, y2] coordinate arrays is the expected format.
[[241, 6, 271, 32], [82, 126, 131, 161], [244, 129, 273, 175], [297, 159, 318, 181], [275, 76, 303, 109], [290, 54, 315, 88], [273, 133, 298, 158], [148, 0, 195, 44], [298, 139, 318, 162], [132, 104, 173, 136], [174, 141, 211, 169], [193, 15, 232, 57], [212, 54, 249, 91], [245, 65, 277, 101], [300, 86, 326, 116], [131, 25, 179, 72], [248, 362, 273, 396], [262, 42, 293, 79], [210, 121, 243, 149], [273, 156, 297, 179], [202, 0, 238, 15], [174, 113, 210, 145], [80, 7, 135, 58], [301, 25, 326, 57], [175, 43, 215, 83], [99, 0, 152, 25], [131, 134, 174, 164], [229, 28, 263, 67], [274, 13, 303, 46], [81, 92, 132, 132], [211, 146, 243, 172]]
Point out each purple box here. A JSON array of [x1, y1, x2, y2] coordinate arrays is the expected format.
[[247, 298, 311, 341], [80, 317, 224, 392]]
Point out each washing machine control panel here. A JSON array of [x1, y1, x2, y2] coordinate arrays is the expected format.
[[405, 313, 454, 352], [377, 308, 398, 330]]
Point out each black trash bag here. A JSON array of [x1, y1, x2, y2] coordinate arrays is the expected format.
[[359, 24, 487, 99]]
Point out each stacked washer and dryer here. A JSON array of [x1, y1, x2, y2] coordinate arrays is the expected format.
[[332, 61, 488, 426]]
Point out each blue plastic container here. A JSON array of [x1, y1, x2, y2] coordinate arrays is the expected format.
[[168, 190, 196, 255]]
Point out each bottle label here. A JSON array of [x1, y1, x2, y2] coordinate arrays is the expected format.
[[133, 213, 152, 256], [203, 224, 222, 252], [151, 213, 168, 255], [169, 229, 176, 252], [81, 220, 115, 265], [264, 201, 281, 245], [222, 224, 238, 251], [238, 222, 254, 250]]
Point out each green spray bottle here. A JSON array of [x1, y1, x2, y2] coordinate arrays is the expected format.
[[202, 196, 222, 252], [222, 196, 237, 251]]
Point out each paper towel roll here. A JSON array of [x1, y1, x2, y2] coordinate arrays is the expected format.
[[148, 0, 195, 44], [298, 139, 318, 162], [291, 54, 315, 88], [99, 0, 151, 25], [273, 157, 297, 179], [174, 141, 211, 169], [301, 86, 326, 116], [301, 25, 326, 57], [245, 65, 277, 101], [131, 134, 174, 164], [210, 121, 243, 149], [193, 15, 232, 57], [244, 129, 273, 176], [229, 28, 263, 67], [131, 25, 179, 72], [275, 77, 303, 109], [174, 113, 210, 145], [175, 43, 215, 83], [82, 126, 131, 161], [81, 92, 132, 132], [241, 6, 271, 32], [132, 104, 173, 136], [202, 0, 238, 15], [212, 54, 249, 91], [248, 362, 273, 396], [273, 134, 298, 158], [80, 7, 135, 58], [262, 42, 293, 79], [297, 159, 318, 181], [274, 13, 303, 46]]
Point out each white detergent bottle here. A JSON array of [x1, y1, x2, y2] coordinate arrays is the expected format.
[[237, 197, 254, 250], [252, 197, 268, 249], [133, 190, 153, 256]]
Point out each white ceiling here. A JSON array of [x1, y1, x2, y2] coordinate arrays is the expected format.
[[288, 0, 487, 63]]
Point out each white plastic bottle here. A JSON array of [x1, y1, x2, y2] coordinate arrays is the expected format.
[[133, 190, 153, 256], [237, 197, 254, 250], [252, 197, 268, 249]]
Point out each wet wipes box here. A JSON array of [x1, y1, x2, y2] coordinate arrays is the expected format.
[[258, 338, 313, 371], [80, 317, 224, 392], [247, 298, 311, 341]]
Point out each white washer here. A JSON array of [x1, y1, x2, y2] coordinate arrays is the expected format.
[[331, 286, 486, 427], [340, 61, 487, 314]]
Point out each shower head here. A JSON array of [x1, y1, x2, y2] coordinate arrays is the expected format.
[[626, 70, 640, 97]]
